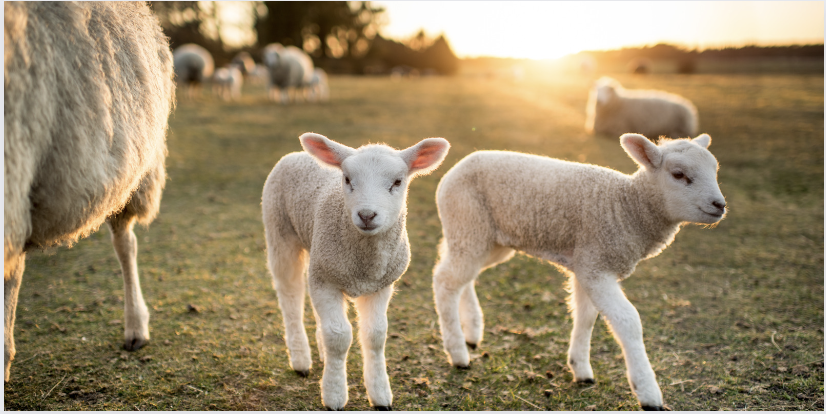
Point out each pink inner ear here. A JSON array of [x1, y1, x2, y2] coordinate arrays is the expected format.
[[411, 144, 443, 170], [304, 138, 341, 166]]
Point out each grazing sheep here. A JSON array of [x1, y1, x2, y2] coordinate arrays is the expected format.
[[213, 65, 243, 101], [262, 43, 314, 104], [432, 134, 726, 410], [585, 77, 699, 139], [306, 68, 330, 103], [262, 133, 450, 410], [4, 2, 175, 381], [173, 43, 214, 99], [231, 51, 255, 76], [249, 63, 269, 87]]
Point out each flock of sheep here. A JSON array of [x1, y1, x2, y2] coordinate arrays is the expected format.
[[5, 2, 723, 411], [173, 41, 329, 104]]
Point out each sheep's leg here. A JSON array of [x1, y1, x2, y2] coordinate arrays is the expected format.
[[4, 253, 25, 382], [458, 281, 483, 349], [577, 272, 663, 409], [567, 275, 599, 382], [434, 251, 484, 368], [313, 306, 324, 364], [269, 245, 312, 375], [108, 214, 150, 351], [354, 284, 394, 408], [309, 283, 352, 410]]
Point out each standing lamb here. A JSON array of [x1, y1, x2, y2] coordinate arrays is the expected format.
[[432, 134, 726, 410], [585, 77, 698, 139], [306, 68, 330, 103], [213, 64, 244, 101], [173, 43, 214, 99], [262, 133, 450, 410], [4, 2, 175, 381], [262, 43, 314, 104]]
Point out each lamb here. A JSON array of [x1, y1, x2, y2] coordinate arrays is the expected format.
[[585, 77, 699, 139], [173, 43, 214, 99], [231, 51, 255, 76], [213, 65, 244, 101], [4, 2, 175, 382], [262, 43, 314, 104], [306, 68, 330, 103], [431, 133, 726, 410], [262, 133, 450, 410]]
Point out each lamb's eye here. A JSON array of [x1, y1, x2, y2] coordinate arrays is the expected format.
[[393, 179, 402, 187], [671, 171, 684, 180], [344, 176, 351, 185]]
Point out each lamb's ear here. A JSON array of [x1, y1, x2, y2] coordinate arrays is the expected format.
[[620, 133, 662, 170], [399, 138, 450, 177], [299, 133, 356, 168], [692, 133, 711, 148]]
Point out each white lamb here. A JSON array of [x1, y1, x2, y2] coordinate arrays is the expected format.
[[262, 43, 314, 104], [4, 2, 175, 381], [262, 133, 450, 410], [307, 68, 330, 103], [432, 134, 726, 410], [173, 43, 214, 99], [213, 65, 244, 101], [585, 77, 699, 139]]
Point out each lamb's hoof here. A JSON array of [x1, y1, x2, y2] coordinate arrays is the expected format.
[[577, 378, 595, 385], [466, 342, 477, 350], [295, 369, 310, 378], [455, 364, 471, 370], [641, 405, 670, 411], [123, 337, 148, 351], [373, 406, 393, 411]]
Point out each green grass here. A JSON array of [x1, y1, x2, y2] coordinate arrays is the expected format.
[[5, 72, 823, 410]]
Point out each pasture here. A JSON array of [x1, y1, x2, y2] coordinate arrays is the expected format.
[[4, 71, 823, 410]]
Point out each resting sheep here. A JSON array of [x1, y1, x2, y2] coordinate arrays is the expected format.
[[432, 134, 726, 410], [173, 43, 214, 99], [307, 68, 330, 103], [213, 65, 243, 101], [262, 43, 314, 104], [4, 1, 175, 381], [262, 133, 450, 410], [585, 77, 698, 139]]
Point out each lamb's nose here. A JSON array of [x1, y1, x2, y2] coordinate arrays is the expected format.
[[712, 200, 726, 210], [358, 210, 377, 225]]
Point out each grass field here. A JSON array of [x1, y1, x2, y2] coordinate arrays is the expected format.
[[5, 71, 823, 410]]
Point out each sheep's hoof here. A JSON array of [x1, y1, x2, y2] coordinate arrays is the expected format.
[[373, 405, 393, 411], [455, 364, 471, 370], [123, 337, 148, 351], [295, 369, 310, 378], [641, 405, 670, 411], [576, 378, 596, 385], [465, 342, 477, 350]]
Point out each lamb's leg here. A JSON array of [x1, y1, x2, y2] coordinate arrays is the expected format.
[[567, 275, 599, 383], [313, 306, 324, 363], [577, 272, 663, 409], [269, 244, 311, 376], [458, 281, 483, 349], [4, 253, 25, 381], [108, 214, 150, 351], [310, 283, 352, 410], [354, 284, 394, 409], [434, 251, 484, 368]]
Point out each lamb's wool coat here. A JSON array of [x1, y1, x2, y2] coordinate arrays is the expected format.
[[585, 77, 698, 139], [262, 43, 314, 103], [4, 1, 175, 381]]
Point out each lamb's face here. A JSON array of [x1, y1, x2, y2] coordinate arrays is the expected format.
[[340, 149, 410, 236], [656, 140, 726, 225]]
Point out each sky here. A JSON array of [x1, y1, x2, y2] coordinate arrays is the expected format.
[[374, 1, 825, 59]]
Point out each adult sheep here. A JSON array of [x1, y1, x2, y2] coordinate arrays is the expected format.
[[262, 133, 450, 409], [432, 134, 726, 410], [173, 43, 214, 99], [262, 43, 314, 104], [4, 2, 175, 381], [585, 77, 698, 139]]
